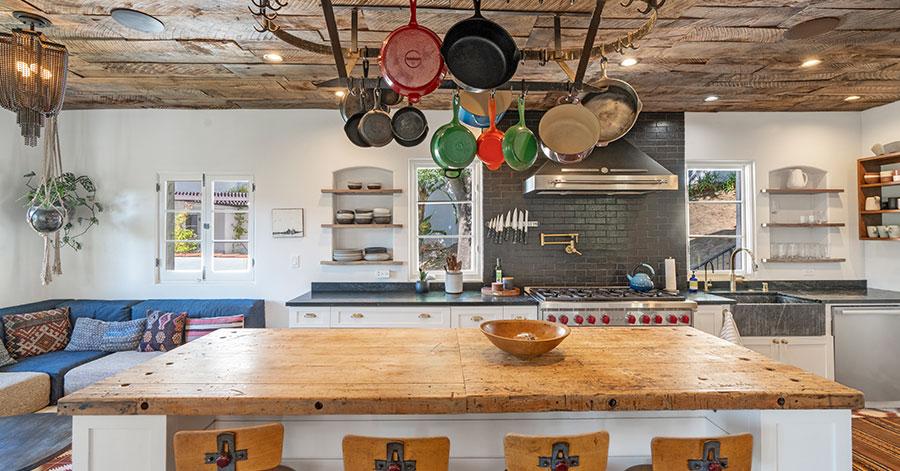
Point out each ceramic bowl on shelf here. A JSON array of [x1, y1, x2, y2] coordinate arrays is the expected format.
[[367, 183, 382, 190], [364, 247, 389, 254], [347, 181, 363, 190], [336, 210, 355, 224], [373, 217, 393, 224], [333, 248, 363, 262], [364, 253, 392, 262], [480, 319, 570, 360]]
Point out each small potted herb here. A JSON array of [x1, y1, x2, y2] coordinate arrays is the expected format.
[[415, 267, 432, 294], [444, 254, 464, 294]]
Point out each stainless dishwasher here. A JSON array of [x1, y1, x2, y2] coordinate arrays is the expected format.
[[833, 305, 900, 406]]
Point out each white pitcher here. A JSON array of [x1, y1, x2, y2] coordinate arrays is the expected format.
[[786, 169, 809, 189]]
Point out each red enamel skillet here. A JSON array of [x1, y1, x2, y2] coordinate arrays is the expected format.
[[380, 0, 446, 104]]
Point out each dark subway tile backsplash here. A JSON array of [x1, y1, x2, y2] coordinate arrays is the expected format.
[[483, 112, 687, 288]]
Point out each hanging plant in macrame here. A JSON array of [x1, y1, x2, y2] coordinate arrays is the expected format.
[[21, 116, 103, 285]]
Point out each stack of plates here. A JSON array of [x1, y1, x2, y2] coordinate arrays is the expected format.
[[355, 209, 373, 224], [373, 208, 392, 224], [363, 247, 392, 261], [333, 249, 363, 262], [336, 210, 355, 224]]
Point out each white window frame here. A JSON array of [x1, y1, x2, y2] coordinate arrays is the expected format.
[[686, 161, 755, 276], [156, 172, 256, 284], [408, 159, 483, 281]]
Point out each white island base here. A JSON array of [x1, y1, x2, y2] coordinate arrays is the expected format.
[[72, 409, 851, 471]]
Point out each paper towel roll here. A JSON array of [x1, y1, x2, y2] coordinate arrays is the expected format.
[[665, 257, 677, 292]]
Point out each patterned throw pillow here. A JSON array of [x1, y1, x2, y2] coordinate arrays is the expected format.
[[2, 308, 71, 359], [185, 315, 244, 342], [0, 339, 15, 368], [66, 317, 147, 352], [138, 310, 188, 352]]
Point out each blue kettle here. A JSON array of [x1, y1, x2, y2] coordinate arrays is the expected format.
[[627, 263, 656, 292]]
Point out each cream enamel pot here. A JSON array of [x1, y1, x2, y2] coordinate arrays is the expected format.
[[538, 96, 601, 156]]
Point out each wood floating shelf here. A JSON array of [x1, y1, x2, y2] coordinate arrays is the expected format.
[[861, 210, 900, 215], [321, 260, 404, 266], [761, 223, 844, 228], [760, 188, 844, 194], [321, 189, 402, 195], [858, 152, 900, 241], [322, 224, 403, 229], [861, 237, 900, 241], [861, 181, 900, 189], [762, 258, 846, 264]]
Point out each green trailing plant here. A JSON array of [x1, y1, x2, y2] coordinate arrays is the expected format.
[[22, 172, 103, 251]]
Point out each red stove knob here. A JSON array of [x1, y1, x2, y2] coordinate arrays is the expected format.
[[559, 315, 570, 324], [555, 462, 569, 471], [627, 314, 636, 324], [640, 314, 651, 324], [680, 314, 691, 324], [216, 453, 232, 468], [574, 315, 584, 325], [668, 314, 678, 324], [547, 315, 557, 322], [654, 314, 663, 324], [587, 315, 597, 325], [602, 314, 611, 325], [388, 464, 402, 471]]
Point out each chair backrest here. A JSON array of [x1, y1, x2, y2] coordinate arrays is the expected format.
[[174, 423, 284, 471], [504, 431, 610, 471], [650, 434, 753, 471], [342, 435, 450, 471]]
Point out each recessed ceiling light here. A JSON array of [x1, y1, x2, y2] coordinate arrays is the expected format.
[[110, 8, 165, 33], [784, 17, 842, 41], [335, 90, 346, 98], [844, 95, 861, 102], [704, 95, 720, 102], [801, 58, 822, 68], [263, 53, 283, 63], [620, 57, 638, 67]]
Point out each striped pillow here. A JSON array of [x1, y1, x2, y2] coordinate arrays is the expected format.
[[185, 315, 244, 342]]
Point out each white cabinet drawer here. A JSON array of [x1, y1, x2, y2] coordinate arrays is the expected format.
[[289, 307, 331, 328], [503, 306, 538, 321], [451, 307, 504, 328], [332, 307, 451, 328]]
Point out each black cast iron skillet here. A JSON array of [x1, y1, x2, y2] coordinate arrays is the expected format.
[[441, 0, 521, 91], [392, 101, 429, 146], [344, 91, 372, 147]]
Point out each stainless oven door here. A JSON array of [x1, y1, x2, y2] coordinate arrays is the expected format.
[[833, 305, 900, 405]]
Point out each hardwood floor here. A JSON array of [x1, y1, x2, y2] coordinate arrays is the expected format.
[[853, 410, 900, 471]]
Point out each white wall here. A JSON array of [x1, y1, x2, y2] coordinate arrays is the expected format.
[[2, 109, 448, 326], [1, 113, 57, 306], [685, 112, 865, 281], [860, 101, 900, 290]]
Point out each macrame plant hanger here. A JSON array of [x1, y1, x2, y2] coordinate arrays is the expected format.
[[29, 116, 66, 285]]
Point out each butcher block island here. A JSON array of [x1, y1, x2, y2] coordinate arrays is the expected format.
[[59, 328, 862, 471]]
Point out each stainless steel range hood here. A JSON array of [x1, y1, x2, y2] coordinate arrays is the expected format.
[[523, 139, 679, 195]]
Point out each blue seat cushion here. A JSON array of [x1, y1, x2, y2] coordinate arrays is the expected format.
[[58, 300, 141, 324], [0, 299, 72, 344], [130, 299, 265, 328], [0, 350, 109, 403]]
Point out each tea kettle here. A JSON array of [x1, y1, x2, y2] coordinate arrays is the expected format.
[[627, 263, 656, 292]]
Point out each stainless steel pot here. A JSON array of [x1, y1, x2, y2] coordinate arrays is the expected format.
[[581, 59, 642, 147]]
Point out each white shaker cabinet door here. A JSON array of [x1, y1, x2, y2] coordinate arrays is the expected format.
[[451, 307, 505, 328]]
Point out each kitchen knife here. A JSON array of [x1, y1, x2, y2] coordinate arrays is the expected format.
[[512, 208, 519, 244], [505, 211, 512, 241], [519, 210, 526, 244], [523, 210, 529, 244]]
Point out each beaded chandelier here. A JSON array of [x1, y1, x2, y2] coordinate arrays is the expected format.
[[0, 12, 68, 146]]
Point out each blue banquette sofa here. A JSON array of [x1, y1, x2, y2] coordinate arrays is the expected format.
[[0, 299, 265, 404]]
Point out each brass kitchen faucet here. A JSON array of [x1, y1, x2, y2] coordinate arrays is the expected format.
[[540, 233, 582, 255]]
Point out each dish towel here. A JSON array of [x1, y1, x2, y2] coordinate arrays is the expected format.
[[720, 310, 743, 345]]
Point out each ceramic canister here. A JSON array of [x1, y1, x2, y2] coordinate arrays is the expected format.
[[867, 226, 879, 238], [887, 225, 900, 238], [877, 226, 889, 238]]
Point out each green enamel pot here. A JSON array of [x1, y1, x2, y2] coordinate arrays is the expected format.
[[431, 94, 477, 170], [502, 96, 538, 172]]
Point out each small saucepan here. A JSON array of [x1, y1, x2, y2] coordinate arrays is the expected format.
[[581, 58, 643, 146]]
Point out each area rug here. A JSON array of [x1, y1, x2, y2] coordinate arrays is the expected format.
[[853, 412, 900, 471], [31, 448, 71, 471]]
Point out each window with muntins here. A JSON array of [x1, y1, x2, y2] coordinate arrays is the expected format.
[[687, 162, 754, 275], [157, 173, 255, 282]]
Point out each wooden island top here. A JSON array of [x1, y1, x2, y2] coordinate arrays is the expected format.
[[58, 327, 863, 416]]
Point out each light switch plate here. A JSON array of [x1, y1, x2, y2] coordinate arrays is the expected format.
[[291, 255, 301, 269], [376, 270, 390, 279]]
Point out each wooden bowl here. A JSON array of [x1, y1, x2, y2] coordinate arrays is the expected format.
[[480, 319, 570, 359]]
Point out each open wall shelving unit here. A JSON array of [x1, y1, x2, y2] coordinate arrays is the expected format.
[[322, 167, 404, 266], [760, 167, 846, 264], [858, 152, 900, 241]]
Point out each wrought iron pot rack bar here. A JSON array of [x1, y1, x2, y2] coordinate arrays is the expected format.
[[252, 0, 664, 87]]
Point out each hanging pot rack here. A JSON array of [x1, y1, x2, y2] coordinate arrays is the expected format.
[[252, 0, 663, 91]]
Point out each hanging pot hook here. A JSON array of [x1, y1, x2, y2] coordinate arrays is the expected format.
[[520, 79, 528, 98]]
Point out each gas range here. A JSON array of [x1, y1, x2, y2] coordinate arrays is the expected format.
[[525, 286, 698, 327]]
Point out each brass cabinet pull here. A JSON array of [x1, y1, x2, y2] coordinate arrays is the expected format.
[[514, 316, 525, 320], [781, 339, 789, 344], [351, 313, 365, 319], [772, 339, 778, 344], [304, 313, 318, 319], [471, 315, 484, 322], [418, 313, 432, 319]]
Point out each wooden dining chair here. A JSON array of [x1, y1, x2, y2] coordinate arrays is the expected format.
[[625, 433, 753, 471], [342, 435, 450, 471], [173, 423, 294, 471], [504, 431, 610, 471]]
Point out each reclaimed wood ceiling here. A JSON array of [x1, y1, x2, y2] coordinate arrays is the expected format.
[[2, 0, 900, 111]]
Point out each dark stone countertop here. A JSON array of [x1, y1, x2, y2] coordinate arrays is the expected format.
[[687, 292, 738, 305], [776, 288, 900, 305], [286, 290, 539, 307]]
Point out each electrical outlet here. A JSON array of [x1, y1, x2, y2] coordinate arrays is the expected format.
[[376, 270, 390, 279], [291, 255, 301, 269]]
